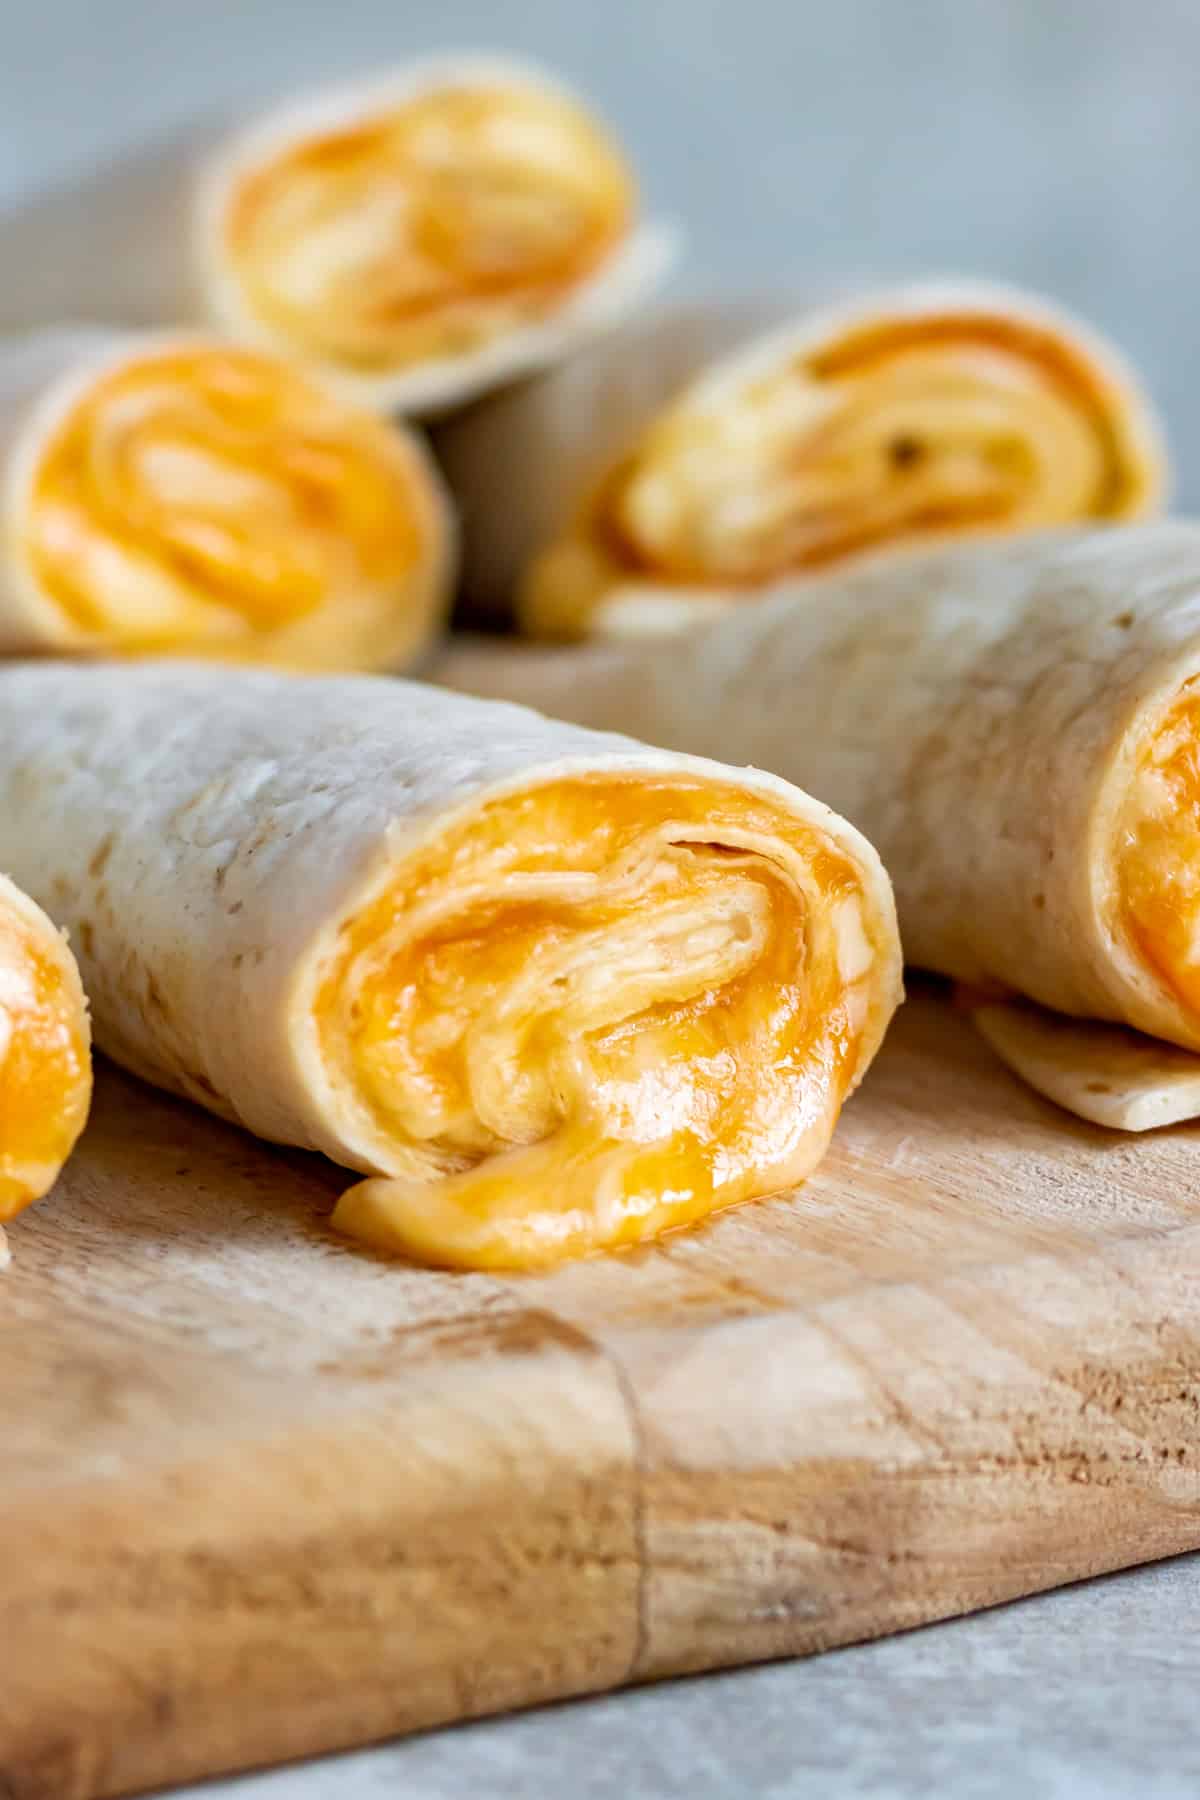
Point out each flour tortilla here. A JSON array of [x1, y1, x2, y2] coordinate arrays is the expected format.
[[434, 297, 777, 622], [438, 523, 1200, 1125], [0, 663, 899, 1176], [973, 1002, 1200, 1132], [433, 282, 1166, 629], [0, 57, 676, 416]]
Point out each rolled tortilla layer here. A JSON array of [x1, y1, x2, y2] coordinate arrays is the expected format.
[[433, 285, 1166, 637], [0, 331, 454, 669], [0, 664, 900, 1268], [971, 1004, 1200, 1132], [0, 873, 92, 1221], [0, 57, 674, 415], [439, 523, 1200, 1124]]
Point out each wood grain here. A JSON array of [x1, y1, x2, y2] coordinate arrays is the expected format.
[[4, 982, 1200, 1798]]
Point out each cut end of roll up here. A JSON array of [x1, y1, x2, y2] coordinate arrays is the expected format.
[[1117, 685, 1200, 1024], [519, 282, 1167, 640], [8, 335, 454, 670], [321, 770, 900, 1270], [0, 875, 91, 1220], [200, 56, 675, 413], [966, 599, 1200, 1128]]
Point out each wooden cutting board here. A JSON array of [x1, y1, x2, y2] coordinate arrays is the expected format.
[[6, 981, 1200, 1800]]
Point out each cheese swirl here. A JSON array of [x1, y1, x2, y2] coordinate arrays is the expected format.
[[0, 875, 91, 1221], [19, 341, 451, 669], [221, 77, 634, 378], [329, 774, 892, 1268], [521, 307, 1164, 640]]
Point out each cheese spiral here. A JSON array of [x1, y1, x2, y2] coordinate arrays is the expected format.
[[432, 287, 1165, 640], [328, 773, 894, 1268], [5, 335, 453, 669], [200, 58, 674, 411], [0, 874, 91, 1222]]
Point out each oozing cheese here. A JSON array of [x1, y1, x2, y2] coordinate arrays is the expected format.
[[223, 80, 634, 374], [22, 344, 446, 668], [1119, 690, 1200, 1017], [0, 883, 91, 1220], [521, 314, 1159, 639], [327, 774, 880, 1269]]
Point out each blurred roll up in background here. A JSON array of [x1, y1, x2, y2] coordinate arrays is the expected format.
[[0, 0, 1193, 490]]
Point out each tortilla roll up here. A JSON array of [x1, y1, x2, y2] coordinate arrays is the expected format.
[[439, 523, 1200, 1128], [0, 664, 900, 1269], [433, 284, 1166, 637], [0, 873, 92, 1223], [0, 330, 454, 670], [0, 57, 674, 415]]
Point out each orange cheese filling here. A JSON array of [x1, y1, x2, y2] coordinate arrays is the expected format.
[[224, 81, 635, 374], [1119, 690, 1200, 1019], [326, 774, 880, 1270], [521, 314, 1159, 638], [23, 345, 439, 666], [0, 893, 91, 1220]]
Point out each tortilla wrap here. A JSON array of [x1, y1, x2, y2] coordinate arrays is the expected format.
[[0, 57, 675, 415], [0, 329, 454, 669], [433, 284, 1166, 636], [0, 663, 900, 1267], [439, 523, 1200, 1127]]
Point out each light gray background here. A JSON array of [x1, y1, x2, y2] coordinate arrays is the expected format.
[[2, 0, 1197, 491], [8, 3, 1199, 1791]]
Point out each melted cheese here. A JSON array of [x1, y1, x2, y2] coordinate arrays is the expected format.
[[223, 80, 634, 374], [327, 774, 880, 1269], [1119, 690, 1200, 1016], [22, 344, 446, 668], [0, 884, 91, 1220], [521, 313, 1160, 639]]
